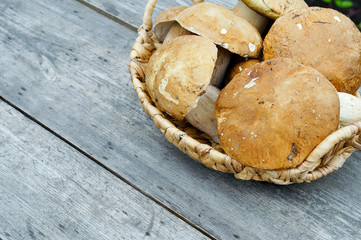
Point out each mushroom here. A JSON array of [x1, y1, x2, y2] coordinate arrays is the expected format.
[[176, 2, 263, 59], [338, 92, 361, 127], [224, 58, 261, 86], [185, 85, 220, 142], [242, 0, 308, 20], [215, 58, 340, 170], [263, 7, 361, 94], [154, 6, 188, 42], [232, 1, 269, 34], [162, 1, 268, 42], [163, 22, 192, 43], [145, 35, 223, 142]]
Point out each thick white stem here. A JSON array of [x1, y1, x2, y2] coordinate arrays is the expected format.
[[233, 0, 269, 34], [338, 92, 361, 127], [186, 85, 220, 143], [210, 47, 231, 88]]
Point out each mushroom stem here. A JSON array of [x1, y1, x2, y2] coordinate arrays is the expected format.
[[233, 0, 269, 34], [210, 47, 231, 88], [338, 92, 361, 127], [185, 85, 220, 143], [164, 22, 192, 43]]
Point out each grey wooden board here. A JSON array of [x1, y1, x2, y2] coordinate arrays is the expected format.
[[80, 0, 237, 30], [0, 101, 207, 240], [1, 0, 361, 239]]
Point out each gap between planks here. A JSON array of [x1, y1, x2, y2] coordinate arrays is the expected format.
[[76, 0, 139, 32], [0, 97, 215, 240]]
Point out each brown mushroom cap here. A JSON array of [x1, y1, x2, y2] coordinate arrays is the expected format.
[[242, 0, 308, 19], [224, 58, 261, 85], [176, 2, 263, 58], [264, 7, 361, 94], [146, 35, 217, 120], [215, 58, 340, 170], [154, 6, 188, 42]]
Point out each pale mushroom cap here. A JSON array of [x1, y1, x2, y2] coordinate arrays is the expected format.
[[232, 1, 269, 34], [146, 35, 217, 120], [154, 6, 188, 41], [264, 7, 361, 94], [215, 58, 340, 170], [242, 0, 308, 19], [176, 2, 263, 58]]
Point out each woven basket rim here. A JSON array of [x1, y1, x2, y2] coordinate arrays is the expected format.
[[128, 0, 361, 185]]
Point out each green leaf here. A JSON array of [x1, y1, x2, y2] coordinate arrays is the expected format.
[[322, 0, 332, 3], [334, 0, 342, 7], [335, 0, 354, 8], [339, 1, 354, 8], [358, 22, 361, 29]]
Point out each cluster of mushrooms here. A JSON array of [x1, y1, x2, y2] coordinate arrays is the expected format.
[[145, 0, 361, 170]]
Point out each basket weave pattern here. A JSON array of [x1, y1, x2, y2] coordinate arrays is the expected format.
[[129, 0, 361, 184]]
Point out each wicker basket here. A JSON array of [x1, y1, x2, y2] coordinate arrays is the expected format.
[[129, 0, 361, 185]]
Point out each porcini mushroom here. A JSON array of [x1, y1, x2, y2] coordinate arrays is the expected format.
[[163, 22, 192, 43], [185, 85, 220, 142], [154, 6, 188, 42], [215, 58, 340, 170], [145, 35, 222, 142], [232, 1, 269, 34], [263, 7, 361, 94], [162, 1, 269, 42], [176, 2, 263, 58], [242, 0, 308, 20], [163, 0, 269, 45]]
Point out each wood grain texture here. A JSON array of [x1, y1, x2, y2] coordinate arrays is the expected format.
[[0, 101, 207, 240], [1, 0, 361, 239], [80, 0, 237, 29]]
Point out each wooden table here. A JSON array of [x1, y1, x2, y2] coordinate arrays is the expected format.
[[1, 0, 361, 239]]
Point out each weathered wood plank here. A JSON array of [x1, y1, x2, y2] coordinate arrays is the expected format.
[[1, 0, 361, 239], [79, 0, 237, 30], [0, 101, 207, 240]]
